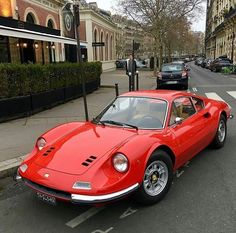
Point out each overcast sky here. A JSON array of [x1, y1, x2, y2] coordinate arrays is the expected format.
[[87, 0, 206, 32]]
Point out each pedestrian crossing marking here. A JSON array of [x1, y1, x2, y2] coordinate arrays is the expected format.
[[205, 92, 231, 108], [227, 91, 236, 99], [205, 92, 225, 102]]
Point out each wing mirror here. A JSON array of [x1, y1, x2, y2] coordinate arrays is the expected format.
[[175, 117, 183, 125]]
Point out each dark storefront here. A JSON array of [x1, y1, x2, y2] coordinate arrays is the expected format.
[[0, 35, 10, 62]]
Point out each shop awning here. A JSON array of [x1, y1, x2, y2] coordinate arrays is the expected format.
[[0, 25, 87, 47]]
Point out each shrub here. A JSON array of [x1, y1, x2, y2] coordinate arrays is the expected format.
[[221, 66, 234, 74], [0, 62, 102, 98]]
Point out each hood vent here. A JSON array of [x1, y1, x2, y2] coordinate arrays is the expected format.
[[43, 147, 55, 156], [82, 156, 97, 167]]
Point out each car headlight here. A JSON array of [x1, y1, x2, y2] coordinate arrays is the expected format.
[[37, 137, 47, 151], [19, 164, 28, 173], [113, 153, 129, 173]]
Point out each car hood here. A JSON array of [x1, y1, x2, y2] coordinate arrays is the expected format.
[[33, 123, 137, 175]]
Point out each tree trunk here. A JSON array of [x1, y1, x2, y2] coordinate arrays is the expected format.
[[153, 37, 158, 74], [159, 44, 163, 70], [168, 42, 172, 63]]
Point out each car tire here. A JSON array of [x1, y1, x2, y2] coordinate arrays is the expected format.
[[211, 115, 227, 149], [134, 150, 173, 205]]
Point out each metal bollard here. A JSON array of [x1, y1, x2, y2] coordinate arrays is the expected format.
[[136, 71, 139, 91], [128, 72, 132, 91], [115, 83, 119, 97]]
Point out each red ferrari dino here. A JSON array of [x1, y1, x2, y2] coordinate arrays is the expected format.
[[17, 90, 233, 205]]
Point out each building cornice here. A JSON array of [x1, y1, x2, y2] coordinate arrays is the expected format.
[[80, 9, 116, 28]]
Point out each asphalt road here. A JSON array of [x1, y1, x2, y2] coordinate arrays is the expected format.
[[1, 63, 236, 233]]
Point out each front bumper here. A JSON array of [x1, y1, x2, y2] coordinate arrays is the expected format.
[[17, 174, 139, 204], [71, 183, 139, 204], [157, 77, 188, 87]]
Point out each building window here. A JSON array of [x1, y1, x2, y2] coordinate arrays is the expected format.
[[100, 31, 104, 61], [47, 19, 54, 29], [26, 13, 35, 24], [105, 33, 109, 60], [0, 36, 10, 63], [93, 29, 98, 60], [110, 35, 113, 60]]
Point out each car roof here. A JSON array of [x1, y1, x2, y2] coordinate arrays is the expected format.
[[120, 90, 195, 101]]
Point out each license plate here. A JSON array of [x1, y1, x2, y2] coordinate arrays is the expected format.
[[36, 192, 57, 205], [166, 81, 178, 84]]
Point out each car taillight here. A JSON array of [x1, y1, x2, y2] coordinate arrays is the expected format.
[[157, 72, 162, 80]]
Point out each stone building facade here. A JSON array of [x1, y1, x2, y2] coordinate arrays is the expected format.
[[80, 3, 116, 71], [205, 0, 236, 62]]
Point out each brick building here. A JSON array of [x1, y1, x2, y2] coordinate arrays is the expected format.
[[0, 0, 81, 64], [0, 0, 116, 71]]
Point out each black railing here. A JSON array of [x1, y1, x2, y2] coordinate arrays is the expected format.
[[0, 16, 60, 36], [214, 22, 225, 34], [224, 7, 236, 19]]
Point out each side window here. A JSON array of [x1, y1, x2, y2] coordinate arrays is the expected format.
[[192, 97, 204, 112], [169, 97, 196, 125], [169, 103, 178, 125]]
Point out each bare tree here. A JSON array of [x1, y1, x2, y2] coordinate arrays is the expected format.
[[118, 0, 204, 69]]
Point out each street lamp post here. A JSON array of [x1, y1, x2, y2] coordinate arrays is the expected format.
[[73, 1, 82, 62], [73, 0, 89, 121]]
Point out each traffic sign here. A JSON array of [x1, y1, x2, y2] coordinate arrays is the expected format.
[[92, 42, 105, 47]]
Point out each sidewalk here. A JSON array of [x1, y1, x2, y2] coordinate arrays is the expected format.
[[0, 69, 156, 178]]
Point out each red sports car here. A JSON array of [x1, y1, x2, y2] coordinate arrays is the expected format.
[[17, 90, 233, 205]]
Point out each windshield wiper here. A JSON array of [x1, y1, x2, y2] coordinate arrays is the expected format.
[[92, 118, 105, 126], [100, 120, 138, 130]]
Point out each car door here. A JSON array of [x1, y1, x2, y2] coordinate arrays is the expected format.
[[168, 97, 209, 165]]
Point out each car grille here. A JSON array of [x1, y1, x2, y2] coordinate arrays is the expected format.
[[42, 147, 55, 156], [82, 155, 97, 167], [24, 178, 71, 201]]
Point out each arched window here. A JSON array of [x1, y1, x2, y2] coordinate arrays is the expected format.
[[93, 29, 98, 60], [26, 13, 35, 24], [105, 33, 109, 61], [110, 35, 113, 60], [100, 31, 104, 61], [47, 19, 54, 29]]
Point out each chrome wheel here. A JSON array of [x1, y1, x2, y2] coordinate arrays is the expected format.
[[218, 119, 226, 143], [143, 160, 168, 197]]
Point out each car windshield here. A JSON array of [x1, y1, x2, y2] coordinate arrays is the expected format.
[[162, 64, 183, 72], [94, 97, 168, 129]]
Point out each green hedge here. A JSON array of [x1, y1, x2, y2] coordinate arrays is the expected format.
[[221, 65, 236, 74], [0, 62, 102, 98]]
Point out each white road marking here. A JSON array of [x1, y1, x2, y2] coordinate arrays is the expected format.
[[176, 170, 184, 178], [66, 207, 105, 228], [92, 227, 114, 233], [120, 207, 138, 219], [205, 92, 225, 101], [183, 161, 190, 168], [205, 92, 231, 108], [192, 87, 198, 92], [227, 91, 236, 99]]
